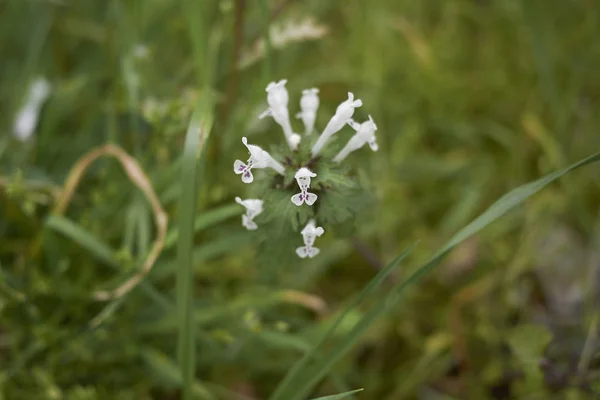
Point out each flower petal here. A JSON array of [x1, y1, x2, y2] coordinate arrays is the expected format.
[[291, 193, 304, 206], [234, 160, 247, 174], [305, 192, 318, 206], [241, 169, 254, 183]]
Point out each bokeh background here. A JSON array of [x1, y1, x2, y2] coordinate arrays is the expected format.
[[1, 0, 600, 399]]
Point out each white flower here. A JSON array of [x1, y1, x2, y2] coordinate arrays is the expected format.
[[234, 137, 286, 183], [13, 77, 52, 141], [296, 219, 324, 258], [235, 197, 264, 230], [291, 167, 318, 206], [311, 92, 362, 157], [333, 115, 378, 163], [296, 88, 319, 135], [259, 79, 302, 150]]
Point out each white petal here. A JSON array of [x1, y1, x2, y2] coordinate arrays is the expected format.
[[234, 160, 247, 174], [291, 193, 304, 206], [305, 192, 318, 206]]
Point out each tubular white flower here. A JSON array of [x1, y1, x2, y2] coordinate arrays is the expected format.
[[259, 79, 301, 150], [296, 219, 324, 258], [311, 92, 362, 157], [291, 167, 318, 206], [235, 197, 264, 230], [295, 88, 319, 135], [333, 115, 378, 163], [13, 77, 52, 141], [234, 137, 285, 183]]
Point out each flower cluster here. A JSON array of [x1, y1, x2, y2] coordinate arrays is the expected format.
[[233, 79, 379, 259]]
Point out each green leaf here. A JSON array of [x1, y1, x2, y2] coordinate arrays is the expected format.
[[309, 388, 364, 400], [176, 95, 214, 400]]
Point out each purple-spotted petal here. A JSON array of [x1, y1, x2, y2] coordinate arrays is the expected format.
[[234, 160, 247, 174], [241, 169, 254, 183], [291, 193, 304, 206]]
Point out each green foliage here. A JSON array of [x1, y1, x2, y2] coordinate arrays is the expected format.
[[2, 0, 600, 399]]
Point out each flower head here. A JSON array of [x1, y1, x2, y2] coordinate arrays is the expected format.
[[235, 197, 264, 230], [333, 115, 379, 163], [296, 219, 325, 258], [233, 80, 377, 260], [291, 168, 318, 206], [234, 137, 285, 183]]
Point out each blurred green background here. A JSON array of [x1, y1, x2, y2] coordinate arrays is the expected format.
[[1, 0, 600, 399]]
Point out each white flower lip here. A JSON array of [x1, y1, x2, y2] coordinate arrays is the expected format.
[[234, 137, 285, 183], [291, 168, 318, 206], [296, 219, 325, 258], [235, 197, 264, 230], [266, 79, 288, 100], [295, 167, 317, 179]]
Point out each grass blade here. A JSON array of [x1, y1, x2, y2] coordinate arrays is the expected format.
[[270, 246, 415, 400], [141, 348, 216, 400], [309, 388, 364, 400], [45, 215, 118, 268], [274, 151, 600, 400], [434, 151, 600, 256], [176, 95, 214, 400], [258, 0, 273, 81]]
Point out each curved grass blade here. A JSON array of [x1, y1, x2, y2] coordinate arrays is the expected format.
[[273, 151, 600, 400], [176, 95, 214, 400]]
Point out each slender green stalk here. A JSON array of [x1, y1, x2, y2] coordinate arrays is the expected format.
[[258, 0, 273, 81], [182, 0, 209, 86], [176, 96, 214, 400]]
